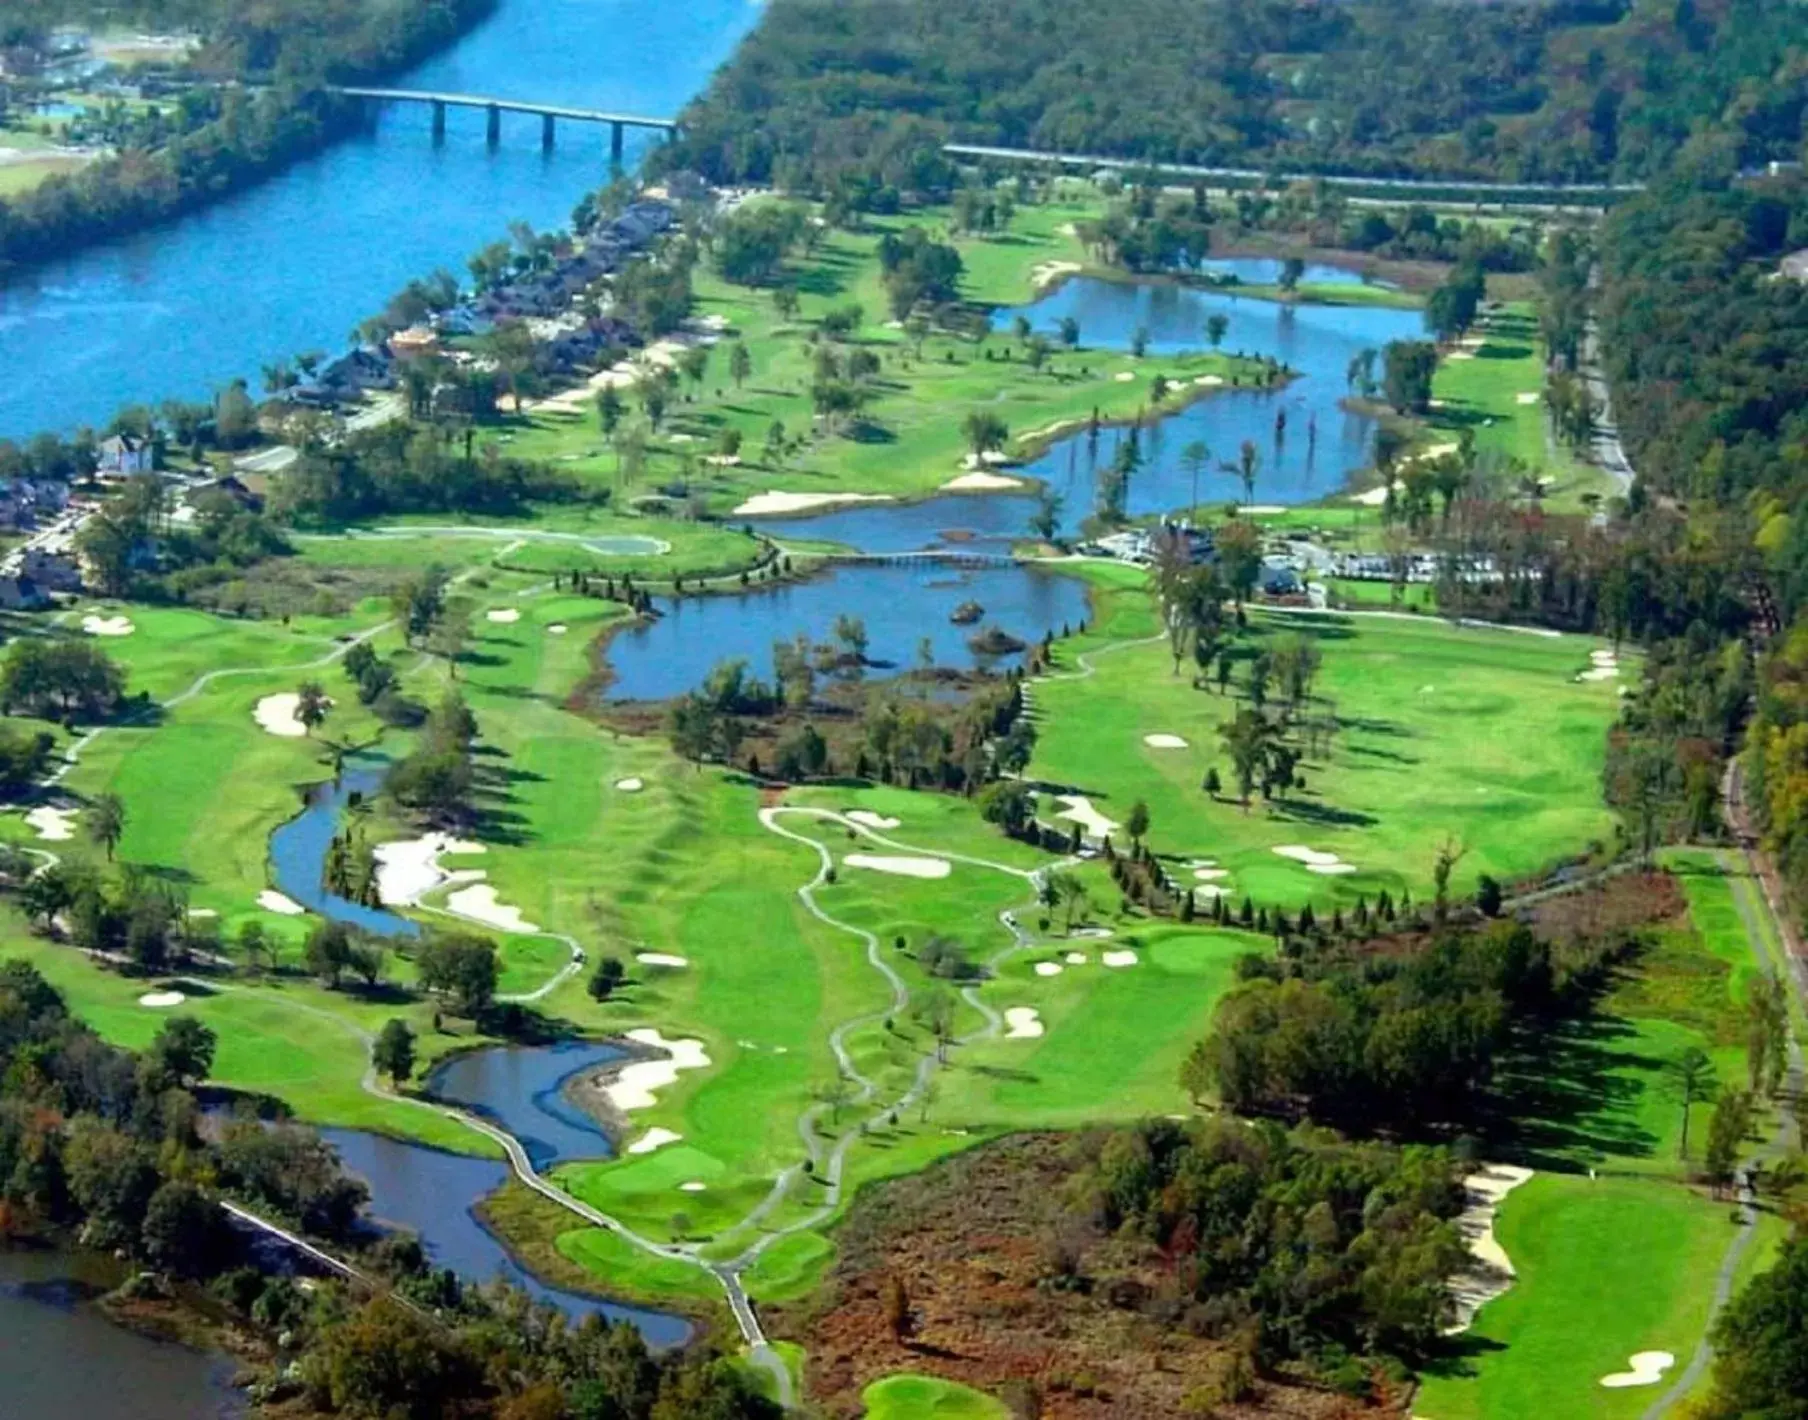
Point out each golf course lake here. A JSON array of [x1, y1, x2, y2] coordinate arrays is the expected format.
[[754, 262, 1428, 551], [0, 1248, 244, 1418], [0, 0, 760, 438], [426, 1039, 626, 1170], [268, 764, 422, 938], [322, 1125, 692, 1346], [600, 560, 1091, 701]]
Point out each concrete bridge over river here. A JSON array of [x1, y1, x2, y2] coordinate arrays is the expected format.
[[335, 87, 678, 164]]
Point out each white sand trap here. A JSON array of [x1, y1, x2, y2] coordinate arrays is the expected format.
[[444, 882, 539, 934], [26, 805, 75, 840], [138, 991, 185, 1008], [615, 777, 645, 792], [944, 470, 1025, 492], [1004, 1007, 1045, 1039], [846, 810, 901, 830], [606, 1029, 711, 1113], [1307, 862, 1359, 876], [1143, 733, 1189, 749], [1601, 1353, 1676, 1389], [1054, 794, 1119, 838], [1064, 951, 1089, 965], [1193, 868, 1230, 881], [253, 692, 322, 737], [1030, 259, 1081, 289], [1445, 1164, 1535, 1333], [1114, 370, 1136, 382], [1576, 667, 1619, 683], [1194, 884, 1231, 899], [732, 490, 895, 517], [636, 952, 689, 969], [81, 614, 135, 637], [486, 607, 521, 623], [626, 1127, 682, 1155], [1273, 844, 1340, 866], [844, 853, 950, 879], [1591, 649, 1618, 665], [1070, 926, 1114, 939], [186, 908, 218, 919], [547, 623, 569, 635], [679, 1180, 708, 1193], [1101, 950, 1138, 968], [1241, 505, 1287, 514], [1352, 480, 1404, 507], [1516, 391, 1540, 405], [1446, 350, 1475, 361], [1034, 961, 1064, 977], [257, 889, 304, 915], [374, 833, 486, 905], [1194, 374, 1225, 387]]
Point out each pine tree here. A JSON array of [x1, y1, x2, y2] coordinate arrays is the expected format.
[[1239, 896, 1254, 926], [1299, 902, 1317, 934], [1180, 890, 1196, 922]]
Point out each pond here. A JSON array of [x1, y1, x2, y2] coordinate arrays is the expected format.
[[322, 1126, 691, 1346], [753, 267, 1426, 551], [600, 560, 1091, 701], [267, 762, 421, 939], [426, 1039, 626, 1170], [0, 1248, 244, 1419]]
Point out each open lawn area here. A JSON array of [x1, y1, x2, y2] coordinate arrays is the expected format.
[[861, 1373, 1009, 1419], [1413, 1172, 1785, 1420], [1027, 574, 1624, 908]]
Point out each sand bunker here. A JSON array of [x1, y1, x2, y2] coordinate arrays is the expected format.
[[26, 805, 75, 840], [257, 889, 304, 915], [1577, 650, 1621, 684], [1307, 862, 1359, 876], [547, 624, 569, 635], [1445, 1164, 1535, 1333], [626, 1127, 682, 1155], [1273, 845, 1340, 866], [1193, 868, 1229, 881], [444, 882, 539, 934], [844, 853, 951, 879], [138, 990, 185, 1008], [1034, 961, 1064, 977], [253, 692, 319, 737], [81, 614, 135, 637], [1194, 374, 1225, 387], [605, 1029, 711, 1113], [1053, 794, 1119, 839], [187, 908, 218, 919], [1517, 391, 1540, 405], [1601, 1352, 1676, 1389], [1101, 950, 1138, 968], [1064, 951, 1089, 965], [615, 777, 645, 792], [1193, 884, 1231, 898], [1114, 370, 1136, 382], [374, 833, 486, 906], [636, 952, 689, 969], [1143, 733, 1189, 749], [1004, 1007, 1045, 1039], [1352, 480, 1404, 507], [486, 608, 521, 624], [846, 810, 901, 830], [679, 1180, 708, 1193], [943, 470, 1025, 492], [1030, 259, 1081, 289], [732, 491, 895, 517]]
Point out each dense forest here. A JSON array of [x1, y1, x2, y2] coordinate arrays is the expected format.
[[657, 0, 1808, 195], [0, 0, 496, 271]]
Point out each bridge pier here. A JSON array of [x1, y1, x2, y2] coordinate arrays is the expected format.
[[431, 99, 446, 143], [610, 120, 625, 170], [486, 102, 501, 147], [542, 112, 556, 151]]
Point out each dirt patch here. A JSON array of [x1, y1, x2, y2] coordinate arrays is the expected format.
[[774, 1134, 1369, 1419]]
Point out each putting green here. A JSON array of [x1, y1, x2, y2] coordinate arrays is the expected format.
[[861, 1373, 1010, 1419]]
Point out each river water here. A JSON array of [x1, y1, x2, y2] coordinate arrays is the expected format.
[[0, 1248, 244, 1418], [0, 0, 760, 439]]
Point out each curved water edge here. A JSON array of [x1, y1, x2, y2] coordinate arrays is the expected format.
[[321, 1124, 694, 1347], [425, 1038, 627, 1170], [0, 1248, 245, 1418], [0, 0, 761, 438], [753, 262, 1426, 552], [267, 761, 422, 938]]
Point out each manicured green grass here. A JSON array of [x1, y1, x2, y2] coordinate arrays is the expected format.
[[861, 1373, 1010, 1419], [1413, 1174, 1781, 1420], [1028, 581, 1623, 908], [0, 153, 88, 196]]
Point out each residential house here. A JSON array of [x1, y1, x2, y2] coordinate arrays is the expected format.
[[96, 433, 154, 476], [0, 575, 49, 611], [20, 548, 82, 594]]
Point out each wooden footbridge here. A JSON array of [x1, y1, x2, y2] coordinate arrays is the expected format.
[[335, 87, 678, 163]]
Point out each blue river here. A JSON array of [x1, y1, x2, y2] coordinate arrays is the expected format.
[[0, 0, 760, 438]]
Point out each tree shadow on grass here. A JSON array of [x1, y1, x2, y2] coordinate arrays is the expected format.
[[1482, 1010, 1663, 1167], [1346, 743, 1420, 766], [1267, 797, 1379, 830], [1420, 1332, 1509, 1382]]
